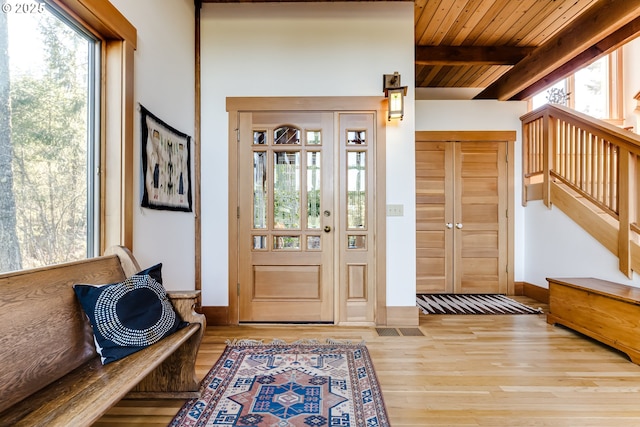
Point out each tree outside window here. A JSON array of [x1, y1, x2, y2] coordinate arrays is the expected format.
[[0, 5, 98, 273]]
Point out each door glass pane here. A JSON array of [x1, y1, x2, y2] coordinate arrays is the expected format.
[[274, 151, 300, 229], [253, 130, 266, 145], [273, 235, 300, 250], [307, 152, 321, 229], [307, 235, 321, 250], [348, 235, 366, 249], [253, 152, 267, 229], [347, 130, 366, 145], [274, 126, 301, 145], [307, 130, 321, 145], [253, 235, 267, 250], [347, 151, 366, 229]]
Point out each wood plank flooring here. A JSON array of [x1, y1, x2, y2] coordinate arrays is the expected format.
[[96, 297, 640, 426]]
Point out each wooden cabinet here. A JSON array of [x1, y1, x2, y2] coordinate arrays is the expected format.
[[416, 132, 513, 294]]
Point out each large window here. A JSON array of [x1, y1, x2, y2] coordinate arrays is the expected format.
[[0, 0, 135, 273], [530, 50, 622, 122]]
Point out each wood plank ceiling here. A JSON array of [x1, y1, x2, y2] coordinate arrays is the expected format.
[[201, 0, 640, 100]]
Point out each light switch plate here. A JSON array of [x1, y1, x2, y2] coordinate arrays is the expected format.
[[386, 204, 404, 216]]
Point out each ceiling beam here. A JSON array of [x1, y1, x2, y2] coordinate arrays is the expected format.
[[510, 15, 640, 101], [476, 0, 640, 100], [416, 46, 535, 66]]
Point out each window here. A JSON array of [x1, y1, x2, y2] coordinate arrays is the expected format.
[[530, 50, 622, 121], [0, 0, 136, 273]]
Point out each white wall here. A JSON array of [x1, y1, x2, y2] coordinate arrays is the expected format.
[[110, 0, 196, 290], [415, 100, 528, 282], [524, 201, 640, 287], [200, 2, 416, 307]]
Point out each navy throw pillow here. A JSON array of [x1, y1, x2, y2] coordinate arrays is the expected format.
[[73, 263, 188, 364]]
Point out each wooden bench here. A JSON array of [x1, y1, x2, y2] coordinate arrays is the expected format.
[[0, 246, 206, 427], [547, 277, 640, 364]]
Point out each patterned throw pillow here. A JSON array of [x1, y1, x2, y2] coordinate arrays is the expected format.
[[73, 264, 188, 364]]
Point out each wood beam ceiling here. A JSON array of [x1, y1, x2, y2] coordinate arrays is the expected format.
[[476, 0, 640, 100], [416, 46, 535, 66], [511, 15, 640, 100]]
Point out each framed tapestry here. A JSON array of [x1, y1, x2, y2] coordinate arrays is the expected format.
[[140, 105, 192, 212]]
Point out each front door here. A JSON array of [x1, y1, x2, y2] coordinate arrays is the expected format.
[[236, 109, 380, 323], [238, 112, 335, 322]]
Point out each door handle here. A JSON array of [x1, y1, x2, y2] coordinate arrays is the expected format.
[[445, 223, 453, 229], [456, 223, 463, 229], [324, 226, 331, 233]]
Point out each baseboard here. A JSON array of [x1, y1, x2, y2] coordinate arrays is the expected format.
[[200, 306, 230, 326], [201, 305, 421, 326], [521, 282, 549, 304], [514, 281, 524, 295], [386, 306, 419, 326]]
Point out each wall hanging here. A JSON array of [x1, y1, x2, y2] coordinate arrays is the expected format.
[[140, 105, 192, 212]]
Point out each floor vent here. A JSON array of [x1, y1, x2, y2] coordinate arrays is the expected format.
[[399, 328, 424, 336], [375, 328, 400, 336], [376, 327, 424, 337]]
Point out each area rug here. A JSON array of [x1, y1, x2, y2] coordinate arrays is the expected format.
[[170, 339, 390, 427], [417, 294, 544, 315]]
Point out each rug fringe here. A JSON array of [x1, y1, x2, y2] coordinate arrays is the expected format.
[[225, 339, 264, 346], [225, 338, 366, 346]]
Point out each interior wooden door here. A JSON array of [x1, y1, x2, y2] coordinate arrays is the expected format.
[[455, 142, 508, 294], [238, 112, 334, 322], [416, 138, 508, 294], [415, 141, 453, 293]]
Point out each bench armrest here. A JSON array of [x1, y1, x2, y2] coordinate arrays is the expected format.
[[167, 290, 206, 328], [127, 290, 206, 398]]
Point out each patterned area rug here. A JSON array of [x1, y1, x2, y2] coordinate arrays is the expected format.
[[170, 340, 390, 427], [417, 294, 544, 315]]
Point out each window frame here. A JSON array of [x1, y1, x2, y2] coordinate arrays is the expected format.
[[49, 0, 136, 254]]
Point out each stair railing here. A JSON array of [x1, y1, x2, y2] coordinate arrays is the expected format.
[[521, 103, 640, 276]]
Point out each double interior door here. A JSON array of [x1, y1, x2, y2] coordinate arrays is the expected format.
[[237, 111, 377, 323], [416, 134, 509, 294]]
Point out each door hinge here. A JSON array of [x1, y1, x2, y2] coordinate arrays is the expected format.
[[237, 283, 240, 296], [506, 208, 508, 218], [237, 206, 240, 219], [236, 128, 240, 142]]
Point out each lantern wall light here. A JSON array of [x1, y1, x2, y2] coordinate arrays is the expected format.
[[382, 72, 407, 121]]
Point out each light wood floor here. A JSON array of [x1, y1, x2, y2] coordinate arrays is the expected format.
[[96, 297, 640, 426]]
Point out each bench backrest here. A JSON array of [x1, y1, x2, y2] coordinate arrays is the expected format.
[[0, 256, 126, 412]]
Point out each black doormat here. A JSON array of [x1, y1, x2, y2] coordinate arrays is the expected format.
[[417, 294, 543, 315]]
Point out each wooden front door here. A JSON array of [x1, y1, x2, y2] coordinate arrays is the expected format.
[[238, 112, 335, 322], [416, 133, 511, 294], [236, 109, 380, 323]]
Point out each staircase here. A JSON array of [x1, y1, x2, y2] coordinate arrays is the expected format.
[[521, 104, 640, 278]]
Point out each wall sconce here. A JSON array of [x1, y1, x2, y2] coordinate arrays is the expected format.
[[383, 72, 407, 121]]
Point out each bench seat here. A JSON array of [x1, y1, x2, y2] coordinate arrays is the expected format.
[[0, 246, 206, 427], [0, 323, 200, 427]]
